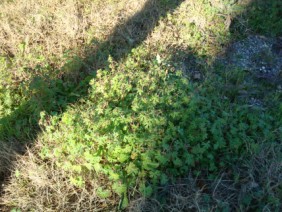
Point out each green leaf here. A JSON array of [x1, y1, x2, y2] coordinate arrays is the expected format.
[[97, 188, 112, 198], [160, 173, 169, 185], [140, 184, 153, 197], [112, 182, 127, 196], [125, 162, 139, 175]]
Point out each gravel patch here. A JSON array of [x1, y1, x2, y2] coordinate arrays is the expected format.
[[221, 35, 282, 82]]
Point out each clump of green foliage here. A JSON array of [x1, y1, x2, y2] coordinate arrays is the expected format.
[[0, 57, 17, 117], [0, 53, 87, 142], [248, 0, 282, 36], [233, 0, 282, 36], [39, 47, 279, 208]]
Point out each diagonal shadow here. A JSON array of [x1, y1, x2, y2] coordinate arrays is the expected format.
[[0, 0, 280, 209], [0, 0, 184, 188]]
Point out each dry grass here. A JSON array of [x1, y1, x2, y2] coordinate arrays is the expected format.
[[0, 0, 147, 81], [0, 0, 241, 81], [0, 0, 244, 86], [1, 143, 118, 211], [0, 0, 145, 56]]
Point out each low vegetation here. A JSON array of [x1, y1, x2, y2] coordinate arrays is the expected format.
[[0, 0, 281, 211]]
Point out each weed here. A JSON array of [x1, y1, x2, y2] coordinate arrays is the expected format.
[[0, 0, 281, 211], [37, 49, 280, 208]]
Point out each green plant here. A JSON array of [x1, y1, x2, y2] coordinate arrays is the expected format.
[[232, 0, 282, 36], [39, 47, 279, 209], [248, 0, 282, 36]]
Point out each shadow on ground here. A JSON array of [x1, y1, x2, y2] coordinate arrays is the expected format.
[[0, 0, 281, 208], [0, 0, 185, 191]]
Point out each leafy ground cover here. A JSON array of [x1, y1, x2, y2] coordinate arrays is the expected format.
[[0, 0, 281, 211]]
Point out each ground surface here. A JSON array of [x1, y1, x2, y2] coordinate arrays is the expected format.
[[0, 0, 281, 211]]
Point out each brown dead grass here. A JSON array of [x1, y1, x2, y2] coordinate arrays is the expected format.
[[1, 144, 118, 211], [0, 0, 241, 84], [0, 0, 147, 82], [0, 0, 238, 78]]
